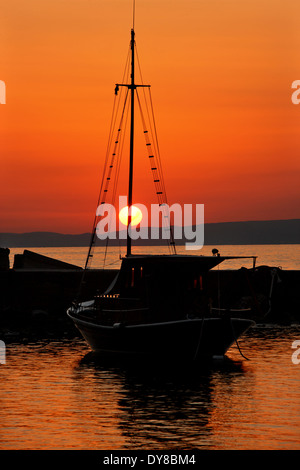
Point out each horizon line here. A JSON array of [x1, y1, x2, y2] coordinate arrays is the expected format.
[[0, 218, 299, 235]]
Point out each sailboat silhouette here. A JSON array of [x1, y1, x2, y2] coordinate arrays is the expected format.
[[67, 14, 256, 362]]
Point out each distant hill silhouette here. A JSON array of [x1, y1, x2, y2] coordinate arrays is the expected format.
[[0, 219, 299, 247]]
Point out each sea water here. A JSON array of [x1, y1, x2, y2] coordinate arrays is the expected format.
[[0, 327, 299, 450], [8, 244, 300, 270]]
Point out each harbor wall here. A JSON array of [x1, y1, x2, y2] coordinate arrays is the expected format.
[[0, 249, 299, 341]]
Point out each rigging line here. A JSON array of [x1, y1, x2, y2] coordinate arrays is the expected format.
[[123, 45, 131, 83], [136, 93, 164, 205], [81, 95, 119, 272], [95, 94, 117, 209], [105, 45, 131, 203], [137, 92, 175, 254], [102, 48, 131, 201], [110, 89, 130, 205], [148, 89, 176, 253], [127, 40, 175, 254], [135, 45, 157, 155], [135, 45, 161, 175], [217, 264, 221, 312], [75, 45, 132, 294], [112, 90, 130, 201], [85, 119, 120, 271], [101, 89, 130, 267], [115, 93, 131, 261], [104, 90, 129, 242], [104, 50, 130, 188], [135, 43, 144, 84], [135, 44, 167, 205], [136, 90, 165, 199], [100, 46, 130, 205], [135, 47, 176, 256], [148, 88, 167, 200], [84, 137, 121, 271], [230, 318, 250, 361], [103, 89, 130, 267], [98, 44, 130, 206], [136, 76, 167, 204], [85, 48, 131, 271], [135, 91, 161, 189], [136, 89, 173, 255], [148, 88, 176, 254], [84, 90, 121, 271]]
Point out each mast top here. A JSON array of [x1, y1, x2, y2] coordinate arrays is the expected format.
[[133, 0, 136, 30]]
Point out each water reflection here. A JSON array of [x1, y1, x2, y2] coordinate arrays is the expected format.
[[76, 353, 248, 449], [1, 327, 299, 449]]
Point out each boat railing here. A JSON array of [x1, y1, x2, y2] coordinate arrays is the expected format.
[[97, 293, 120, 299]]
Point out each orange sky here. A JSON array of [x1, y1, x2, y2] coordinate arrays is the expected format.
[[1, 0, 300, 233]]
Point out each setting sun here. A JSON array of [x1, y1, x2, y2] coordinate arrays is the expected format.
[[119, 205, 143, 227]]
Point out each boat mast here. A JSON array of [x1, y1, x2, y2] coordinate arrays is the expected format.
[[127, 28, 135, 257]]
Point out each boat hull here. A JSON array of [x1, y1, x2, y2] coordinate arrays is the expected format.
[[67, 311, 254, 360]]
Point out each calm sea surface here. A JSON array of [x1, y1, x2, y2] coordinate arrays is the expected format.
[[8, 244, 300, 270], [1, 245, 300, 450], [0, 328, 299, 450]]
